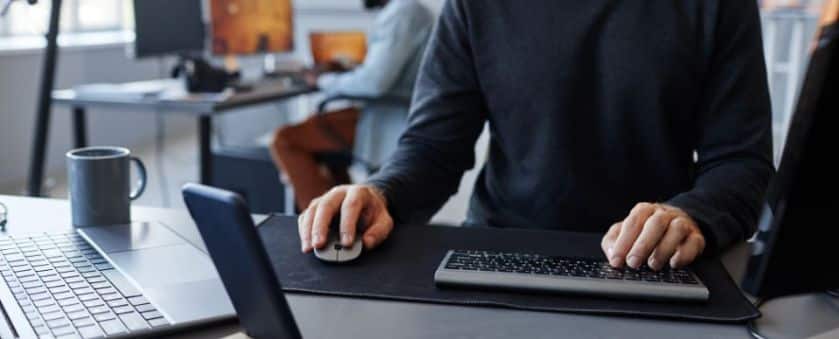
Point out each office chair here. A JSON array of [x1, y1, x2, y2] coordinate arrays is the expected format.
[[282, 93, 410, 214], [313, 93, 409, 174]]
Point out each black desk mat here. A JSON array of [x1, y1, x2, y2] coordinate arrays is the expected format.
[[257, 215, 760, 323]]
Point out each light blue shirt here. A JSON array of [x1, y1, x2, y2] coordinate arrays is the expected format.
[[317, 0, 434, 166]]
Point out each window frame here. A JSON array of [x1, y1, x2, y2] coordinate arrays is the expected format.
[[0, 0, 127, 38]]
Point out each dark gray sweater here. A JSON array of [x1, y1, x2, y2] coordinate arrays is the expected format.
[[368, 0, 774, 254]]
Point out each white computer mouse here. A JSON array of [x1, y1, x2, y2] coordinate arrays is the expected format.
[[314, 235, 362, 263]]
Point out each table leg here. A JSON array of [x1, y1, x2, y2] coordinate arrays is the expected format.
[[72, 106, 88, 149], [199, 116, 213, 185]]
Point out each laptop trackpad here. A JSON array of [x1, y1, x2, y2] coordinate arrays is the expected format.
[[79, 223, 219, 287], [79, 222, 186, 253]]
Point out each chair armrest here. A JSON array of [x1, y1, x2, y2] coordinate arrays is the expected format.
[[316, 94, 410, 114]]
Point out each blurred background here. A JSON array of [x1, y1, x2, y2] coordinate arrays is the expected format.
[[0, 0, 827, 224]]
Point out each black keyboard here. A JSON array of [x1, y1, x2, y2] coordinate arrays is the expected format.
[[0, 232, 170, 338], [434, 250, 709, 301]]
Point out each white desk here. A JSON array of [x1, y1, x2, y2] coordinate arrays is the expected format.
[[1, 195, 836, 339]]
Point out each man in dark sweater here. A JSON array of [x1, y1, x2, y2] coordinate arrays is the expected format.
[[297, 0, 774, 271]]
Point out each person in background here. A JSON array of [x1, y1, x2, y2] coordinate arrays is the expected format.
[[298, 1, 775, 272], [270, 0, 434, 211]]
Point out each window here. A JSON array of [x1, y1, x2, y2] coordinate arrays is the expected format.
[[759, 0, 826, 162], [0, 0, 131, 37]]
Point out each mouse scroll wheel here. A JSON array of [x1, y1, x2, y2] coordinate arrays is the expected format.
[[334, 244, 344, 250]]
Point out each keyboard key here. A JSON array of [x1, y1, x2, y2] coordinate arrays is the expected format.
[[58, 298, 80, 307], [67, 310, 89, 320], [56, 266, 75, 273], [69, 282, 88, 289], [77, 324, 105, 339], [96, 287, 117, 295], [29, 292, 52, 301], [73, 316, 95, 328], [42, 311, 65, 321], [134, 303, 155, 313], [50, 286, 71, 294], [86, 276, 106, 284], [90, 282, 110, 290], [101, 269, 141, 297], [81, 272, 99, 278], [113, 305, 134, 314], [19, 275, 40, 283], [24, 311, 40, 321], [51, 325, 76, 336], [83, 299, 104, 308], [43, 249, 63, 258], [42, 275, 62, 283], [34, 298, 55, 308], [101, 293, 121, 302], [46, 317, 71, 329], [38, 304, 61, 314], [33, 324, 52, 335], [77, 266, 95, 273], [22, 281, 43, 289], [74, 287, 95, 295], [148, 317, 169, 328], [54, 292, 76, 300], [45, 280, 65, 288], [107, 299, 128, 308], [127, 296, 148, 306], [63, 304, 85, 313], [65, 276, 84, 284], [79, 294, 99, 302], [88, 305, 109, 314], [119, 312, 150, 331], [99, 318, 128, 336], [141, 310, 163, 320], [93, 312, 116, 322]]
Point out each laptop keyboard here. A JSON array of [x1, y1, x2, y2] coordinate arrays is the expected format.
[[443, 250, 700, 284], [0, 232, 170, 338]]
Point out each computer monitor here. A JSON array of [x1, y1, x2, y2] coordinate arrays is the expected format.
[[309, 31, 367, 69], [209, 0, 294, 55], [132, 0, 206, 58], [742, 5, 839, 299]]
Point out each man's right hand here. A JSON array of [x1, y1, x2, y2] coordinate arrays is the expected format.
[[298, 184, 394, 253]]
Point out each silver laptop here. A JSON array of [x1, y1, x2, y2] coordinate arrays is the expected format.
[[0, 221, 235, 338]]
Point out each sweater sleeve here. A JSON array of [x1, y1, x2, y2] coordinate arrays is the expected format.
[[667, 0, 775, 254], [317, 2, 431, 97], [366, 0, 487, 225]]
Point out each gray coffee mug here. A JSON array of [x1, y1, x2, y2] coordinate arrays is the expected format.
[[67, 146, 147, 226]]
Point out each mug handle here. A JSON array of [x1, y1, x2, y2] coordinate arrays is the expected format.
[[129, 156, 147, 201]]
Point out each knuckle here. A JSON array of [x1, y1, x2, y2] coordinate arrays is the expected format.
[[691, 233, 706, 249], [307, 198, 320, 210], [632, 203, 649, 213], [344, 195, 363, 210], [634, 239, 652, 251], [670, 219, 687, 233]]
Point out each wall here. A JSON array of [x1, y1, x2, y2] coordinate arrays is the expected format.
[[0, 45, 195, 193]]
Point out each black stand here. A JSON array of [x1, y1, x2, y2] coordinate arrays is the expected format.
[[25, 0, 62, 197]]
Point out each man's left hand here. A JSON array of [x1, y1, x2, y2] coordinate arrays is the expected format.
[[601, 203, 705, 271]]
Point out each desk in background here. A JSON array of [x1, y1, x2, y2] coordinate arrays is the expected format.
[[26, 79, 317, 196]]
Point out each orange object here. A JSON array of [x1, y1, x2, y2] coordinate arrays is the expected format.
[[822, 0, 839, 25], [309, 31, 368, 68], [210, 0, 294, 55]]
